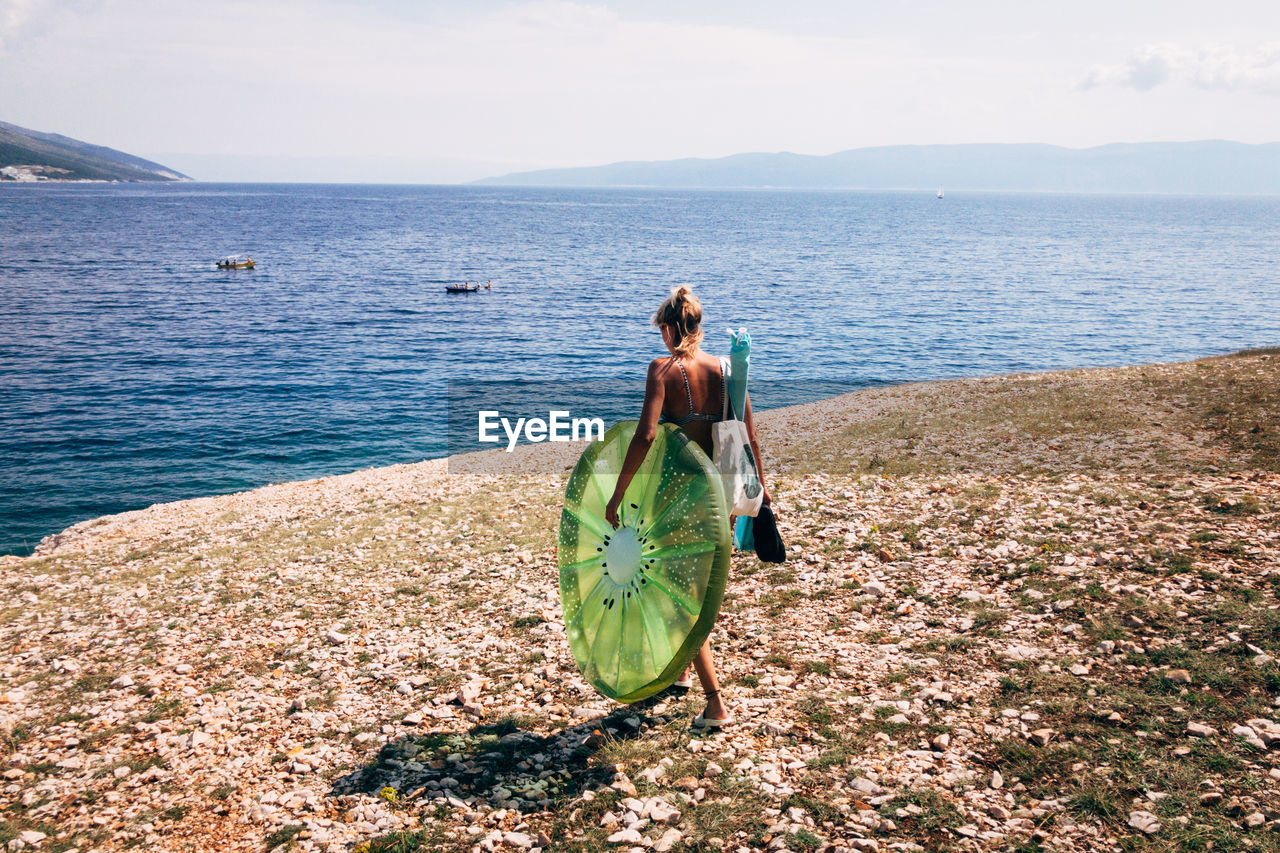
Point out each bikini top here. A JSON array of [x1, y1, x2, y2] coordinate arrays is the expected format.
[[659, 357, 725, 427]]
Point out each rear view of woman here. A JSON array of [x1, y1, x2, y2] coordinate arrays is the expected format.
[[605, 285, 770, 727]]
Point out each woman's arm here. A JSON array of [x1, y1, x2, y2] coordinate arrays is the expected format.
[[742, 391, 771, 507], [606, 360, 667, 528]]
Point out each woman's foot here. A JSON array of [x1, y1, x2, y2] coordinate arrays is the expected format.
[[672, 669, 693, 689], [692, 689, 732, 728], [692, 710, 734, 729]]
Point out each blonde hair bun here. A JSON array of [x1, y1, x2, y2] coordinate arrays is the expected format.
[[653, 285, 704, 357]]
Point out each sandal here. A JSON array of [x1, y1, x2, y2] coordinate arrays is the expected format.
[[673, 675, 694, 689], [691, 689, 733, 728], [692, 711, 735, 729]]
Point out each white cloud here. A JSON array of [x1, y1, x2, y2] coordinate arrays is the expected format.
[[0, 0, 98, 50], [1083, 42, 1280, 96], [0, 0, 46, 47]]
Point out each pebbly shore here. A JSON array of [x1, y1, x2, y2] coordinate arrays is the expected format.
[[2, 349, 1278, 853]]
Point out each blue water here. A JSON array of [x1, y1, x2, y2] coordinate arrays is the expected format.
[[2, 183, 1278, 554]]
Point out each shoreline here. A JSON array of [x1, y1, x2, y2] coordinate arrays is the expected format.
[[10, 348, 1270, 562], [1, 348, 1277, 852]]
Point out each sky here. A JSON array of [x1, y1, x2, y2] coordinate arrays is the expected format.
[[2, 0, 1279, 182]]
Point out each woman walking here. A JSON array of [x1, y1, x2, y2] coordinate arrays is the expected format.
[[605, 285, 770, 728]]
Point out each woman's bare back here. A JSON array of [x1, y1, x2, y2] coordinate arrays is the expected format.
[[655, 351, 723, 455]]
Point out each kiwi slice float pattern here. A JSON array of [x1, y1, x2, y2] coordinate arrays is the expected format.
[[558, 420, 731, 703]]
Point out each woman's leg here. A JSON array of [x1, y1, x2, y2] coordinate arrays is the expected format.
[[683, 518, 732, 689], [691, 639, 729, 720]]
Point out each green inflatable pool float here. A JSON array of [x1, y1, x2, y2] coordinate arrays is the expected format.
[[558, 421, 731, 702]]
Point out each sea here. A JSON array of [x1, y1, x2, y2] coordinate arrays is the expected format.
[[2, 183, 1278, 555]]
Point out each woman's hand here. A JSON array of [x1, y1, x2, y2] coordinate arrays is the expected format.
[[605, 494, 622, 529]]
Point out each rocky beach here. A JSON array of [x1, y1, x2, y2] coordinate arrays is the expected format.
[[2, 349, 1278, 853]]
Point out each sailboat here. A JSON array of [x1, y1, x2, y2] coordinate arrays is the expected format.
[[936, 186, 944, 199]]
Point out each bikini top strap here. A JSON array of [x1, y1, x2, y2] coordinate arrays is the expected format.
[[673, 358, 696, 415]]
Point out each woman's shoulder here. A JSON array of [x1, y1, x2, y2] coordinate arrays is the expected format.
[[646, 356, 678, 380]]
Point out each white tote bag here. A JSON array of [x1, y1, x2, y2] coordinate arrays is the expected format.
[[712, 357, 764, 517]]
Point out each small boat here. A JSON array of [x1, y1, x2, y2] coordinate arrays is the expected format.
[[217, 254, 255, 269], [936, 187, 944, 199], [445, 282, 480, 293]]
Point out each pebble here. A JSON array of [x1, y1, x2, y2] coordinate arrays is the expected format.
[[654, 828, 683, 852], [1129, 811, 1162, 834], [862, 581, 887, 597], [851, 777, 884, 795], [457, 681, 486, 705], [606, 828, 644, 845], [1231, 724, 1267, 750], [1244, 718, 1280, 747]]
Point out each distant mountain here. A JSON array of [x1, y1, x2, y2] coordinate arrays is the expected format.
[[473, 141, 1280, 194], [0, 121, 189, 182]]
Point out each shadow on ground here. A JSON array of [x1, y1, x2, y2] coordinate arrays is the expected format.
[[331, 691, 686, 812]]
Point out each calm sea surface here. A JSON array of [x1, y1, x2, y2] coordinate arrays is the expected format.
[[2, 183, 1278, 554]]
